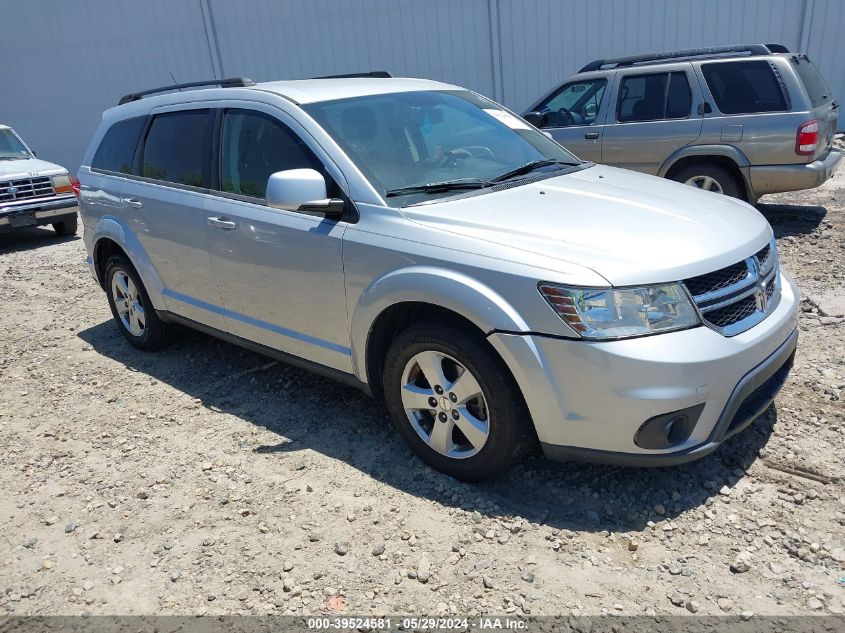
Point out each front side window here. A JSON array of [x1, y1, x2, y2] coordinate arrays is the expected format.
[[536, 79, 607, 127], [0, 129, 32, 160], [617, 72, 692, 122], [220, 109, 323, 199], [142, 109, 213, 187], [304, 90, 579, 206], [701, 61, 788, 114], [92, 116, 146, 174]]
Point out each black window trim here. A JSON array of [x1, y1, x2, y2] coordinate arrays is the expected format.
[[615, 70, 693, 124]]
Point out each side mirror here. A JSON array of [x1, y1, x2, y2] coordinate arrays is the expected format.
[[523, 111, 548, 128], [266, 168, 344, 218]]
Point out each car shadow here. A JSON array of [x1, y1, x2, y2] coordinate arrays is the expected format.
[[756, 202, 826, 239], [77, 319, 777, 533], [0, 226, 79, 254]]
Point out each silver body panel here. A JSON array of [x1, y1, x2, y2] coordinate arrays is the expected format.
[[78, 78, 799, 464]]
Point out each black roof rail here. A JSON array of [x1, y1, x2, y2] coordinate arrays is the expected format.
[[765, 43, 790, 53], [311, 71, 392, 79], [118, 77, 256, 106], [578, 44, 774, 73]]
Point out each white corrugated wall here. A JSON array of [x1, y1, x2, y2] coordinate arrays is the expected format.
[[0, 0, 840, 174]]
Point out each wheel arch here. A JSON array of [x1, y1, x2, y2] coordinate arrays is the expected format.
[[659, 145, 756, 201], [90, 217, 166, 310], [351, 267, 532, 401]]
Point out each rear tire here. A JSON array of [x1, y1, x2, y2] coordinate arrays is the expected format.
[[52, 215, 78, 236], [383, 322, 532, 481], [671, 163, 743, 199], [104, 254, 173, 351]]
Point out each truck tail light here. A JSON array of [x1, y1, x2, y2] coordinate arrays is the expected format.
[[795, 119, 819, 156], [71, 177, 80, 198]]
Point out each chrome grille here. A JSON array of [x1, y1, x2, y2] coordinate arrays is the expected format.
[[682, 239, 780, 336], [0, 176, 55, 203]]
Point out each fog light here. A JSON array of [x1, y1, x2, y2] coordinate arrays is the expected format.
[[634, 404, 705, 449]]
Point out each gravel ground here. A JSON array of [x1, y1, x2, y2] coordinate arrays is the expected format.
[[0, 169, 843, 619]]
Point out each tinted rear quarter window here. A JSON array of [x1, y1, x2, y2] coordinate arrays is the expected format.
[[701, 60, 788, 114], [792, 56, 833, 108], [142, 110, 213, 187], [92, 117, 146, 173]]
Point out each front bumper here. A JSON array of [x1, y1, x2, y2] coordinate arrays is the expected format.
[[0, 196, 78, 233], [749, 147, 841, 196], [488, 271, 800, 466]]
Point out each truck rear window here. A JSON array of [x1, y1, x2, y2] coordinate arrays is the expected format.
[[791, 56, 833, 108], [701, 60, 788, 115], [92, 116, 146, 174]]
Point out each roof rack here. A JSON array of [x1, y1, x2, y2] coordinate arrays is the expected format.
[[311, 71, 392, 79], [578, 44, 776, 73], [118, 77, 256, 105]]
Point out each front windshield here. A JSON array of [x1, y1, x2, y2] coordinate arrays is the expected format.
[[0, 130, 32, 160], [304, 90, 580, 206]]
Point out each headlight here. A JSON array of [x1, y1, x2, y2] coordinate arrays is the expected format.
[[52, 173, 73, 194], [538, 282, 700, 340]]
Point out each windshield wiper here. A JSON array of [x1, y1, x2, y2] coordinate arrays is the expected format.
[[490, 159, 578, 184], [385, 178, 493, 197]]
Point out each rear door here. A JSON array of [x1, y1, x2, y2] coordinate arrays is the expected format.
[[128, 105, 225, 329], [527, 76, 609, 162], [602, 65, 703, 174]]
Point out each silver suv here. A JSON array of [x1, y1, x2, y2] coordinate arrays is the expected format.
[[0, 124, 79, 236], [524, 44, 840, 202], [78, 75, 798, 480]]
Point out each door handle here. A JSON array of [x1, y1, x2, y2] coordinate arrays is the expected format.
[[207, 217, 237, 230], [584, 132, 600, 140], [123, 197, 143, 208]]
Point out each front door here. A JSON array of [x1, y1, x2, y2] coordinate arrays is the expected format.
[[529, 77, 608, 163], [601, 67, 703, 174], [203, 106, 352, 372]]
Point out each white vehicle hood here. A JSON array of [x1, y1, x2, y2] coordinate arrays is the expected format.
[[401, 164, 772, 286], [0, 157, 66, 180]]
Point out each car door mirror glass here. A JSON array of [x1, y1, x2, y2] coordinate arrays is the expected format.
[[266, 168, 344, 217]]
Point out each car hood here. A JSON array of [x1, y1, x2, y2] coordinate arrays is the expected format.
[[0, 157, 66, 179], [401, 164, 772, 286]]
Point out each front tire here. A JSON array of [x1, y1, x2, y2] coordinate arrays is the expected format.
[[52, 215, 78, 236], [104, 254, 173, 350], [383, 323, 531, 481], [671, 163, 743, 199]]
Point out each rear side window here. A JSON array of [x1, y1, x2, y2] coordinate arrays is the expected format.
[[791, 56, 833, 108], [701, 61, 788, 114], [617, 72, 691, 122], [142, 110, 213, 187], [219, 109, 323, 199], [92, 117, 146, 174]]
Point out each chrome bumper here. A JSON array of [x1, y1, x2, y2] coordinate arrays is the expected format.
[[0, 195, 78, 230]]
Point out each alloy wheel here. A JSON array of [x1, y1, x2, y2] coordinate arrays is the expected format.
[[684, 174, 724, 194], [111, 270, 146, 337], [400, 350, 490, 458]]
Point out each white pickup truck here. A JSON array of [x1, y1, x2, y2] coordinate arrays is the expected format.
[[0, 124, 79, 236]]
